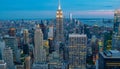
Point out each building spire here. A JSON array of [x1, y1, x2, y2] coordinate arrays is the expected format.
[[58, 0, 61, 10]]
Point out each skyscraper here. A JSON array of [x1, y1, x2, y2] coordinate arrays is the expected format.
[[98, 50, 120, 69], [24, 56, 31, 69], [3, 35, 19, 62], [23, 29, 29, 44], [8, 28, 16, 37], [55, 0, 64, 54], [113, 9, 120, 34], [0, 37, 5, 60], [34, 24, 46, 63], [112, 9, 120, 50], [48, 26, 54, 39], [70, 13, 73, 21], [23, 29, 29, 55], [0, 60, 7, 69], [40, 22, 48, 40], [68, 34, 87, 69], [48, 25, 54, 53], [3, 47, 15, 69]]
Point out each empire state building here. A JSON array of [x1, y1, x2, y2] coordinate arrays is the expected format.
[[55, 0, 64, 53]]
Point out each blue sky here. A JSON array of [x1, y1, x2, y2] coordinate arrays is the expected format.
[[0, 0, 120, 19]]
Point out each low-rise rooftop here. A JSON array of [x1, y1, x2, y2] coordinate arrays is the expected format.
[[100, 50, 120, 59]]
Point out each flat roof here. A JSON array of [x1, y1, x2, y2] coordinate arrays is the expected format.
[[69, 34, 87, 37], [100, 50, 120, 59], [0, 60, 6, 65]]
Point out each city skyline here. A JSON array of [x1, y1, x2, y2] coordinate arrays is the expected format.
[[0, 0, 120, 19], [0, 0, 120, 68]]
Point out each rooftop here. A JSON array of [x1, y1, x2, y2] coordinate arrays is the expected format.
[[100, 50, 120, 59], [69, 34, 87, 37], [0, 60, 6, 65]]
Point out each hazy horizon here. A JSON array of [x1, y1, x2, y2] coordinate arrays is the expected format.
[[0, 0, 120, 19]]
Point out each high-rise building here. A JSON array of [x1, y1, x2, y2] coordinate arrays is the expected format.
[[98, 50, 120, 69], [0, 37, 5, 60], [68, 34, 87, 69], [90, 35, 98, 64], [48, 24, 54, 54], [112, 9, 120, 50], [34, 24, 46, 63], [48, 51, 67, 69], [3, 47, 15, 69], [23, 44, 29, 55], [55, 0, 64, 54], [112, 34, 120, 51], [8, 28, 16, 37], [24, 56, 31, 69], [15, 65, 24, 69], [113, 9, 120, 34], [23, 29, 29, 55], [48, 38, 54, 53], [23, 29, 29, 44], [48, 26, 54, 39], [70, 13, 73, 21], [40, 22, 48, 40], [3, 35, 18, 52], [32, 63, 48, 69], [3, 35, 20, 62], [0, 60, 7, 69]]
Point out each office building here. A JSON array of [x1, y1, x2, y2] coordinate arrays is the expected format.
[[32, 63, 48, 69], [48, 26, 54, 39], [48, 38, 54, 53], [34, 24, 46, 63], [15, 65, 24, 69], [48, 51, 67, 69], [23, 29, 29, 44], [23, 29, 29, 55], [112, 34, 120, 50], [24, 56, 31, 69], [55, 0, 64, 54], [113, 9, 120, 34], [8, 28, 16, 37], [3, 35, 19, 62], [3, 47, 15, 69], [99, 50, 120, 69], [68, 34, 87, 69], [0, 60, 6, 69], [112, 10, 120, 50], [40, 22, 48, 40], [0, 37, 5, 60], [70, 13, 73, 21]]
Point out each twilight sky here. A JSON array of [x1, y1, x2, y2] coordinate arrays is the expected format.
[[0, 0, 120, 19]]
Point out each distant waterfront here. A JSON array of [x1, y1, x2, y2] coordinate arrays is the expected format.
[[0, 18, 114, 27], [79, 18, 113, 27]]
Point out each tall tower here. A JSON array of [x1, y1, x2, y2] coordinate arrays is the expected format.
[[23, 29, 29, 55], [3, 36, 19, 62], [68, 34, 87, 69], [70, 13, 72, 21], [24, 56, 31, 69], [0, 38, 5, 60], [23, 29, 29, 44], [113, 9, 120, 34], [3, 47, 15, 69], [112, 9, 120, 50], [34, 24, 46, 63], [0, 60, 7, 69], [55, 0, 64, 54]]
